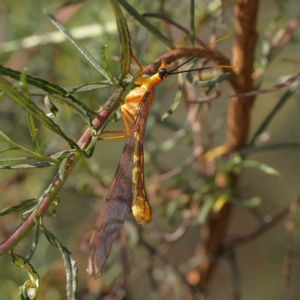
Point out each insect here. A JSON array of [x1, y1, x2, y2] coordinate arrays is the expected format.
[[89, 30, 234, 278]]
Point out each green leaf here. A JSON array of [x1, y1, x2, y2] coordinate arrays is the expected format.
[[59, 157, 69, 180], [101, 45, 117, 84], [46, 94, 93, 128], [50, 149, 75, 160], [0, 76, 79, 149], [0, 147, 22, 153], [0, 65, 89, 104], [194, 195, 214, 225], [240, 160, 281, 177], [41, 225, 78, 300], [118, 0, 175, 49], [0, 157, 35, 162], [27, 113, 42, 155], [65, 81, 113, 97], [109, 0, 132, 81], [231, 196, 262, 208], [22, 68, 43, 155], [20, 207, 36, 221], [10, 249, 40, 300], [0, 161, 56, 169], [0, 198, 37, 216], [44, 10, 112, 83], [0, 131, 59, 164], [0, 130, 22, 147], [25, 225, 40, 263], [258, 163, 281, 176], [186, 69, 230, 87]]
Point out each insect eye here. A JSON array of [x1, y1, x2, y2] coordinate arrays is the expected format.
[[158, 68, 168, 79]]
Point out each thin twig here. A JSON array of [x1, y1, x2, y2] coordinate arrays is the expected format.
[[229, 72, 300, 98], [143, 13, 206, 47], [149, 146, 203, 183], [0, 90, 124, 255]]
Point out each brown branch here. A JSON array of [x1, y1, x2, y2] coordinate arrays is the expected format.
[[225, 0, 258, 152], [185, 0, 259, 292], [143, 46, 239, 89]]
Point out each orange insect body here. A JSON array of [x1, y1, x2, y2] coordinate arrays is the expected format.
[[121, 59, 168, 226], [120, 59, 168, 133]]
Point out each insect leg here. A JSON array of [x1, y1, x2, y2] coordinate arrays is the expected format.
[[130, 52, 143, 76]]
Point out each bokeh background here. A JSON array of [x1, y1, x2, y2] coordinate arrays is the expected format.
[[1, 0, 300, 299]]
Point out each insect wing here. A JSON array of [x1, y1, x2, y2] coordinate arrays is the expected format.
[[89, 92, 150, 278]]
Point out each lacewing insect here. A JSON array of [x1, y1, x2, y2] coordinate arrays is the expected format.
[[89, 30, 235, 278]]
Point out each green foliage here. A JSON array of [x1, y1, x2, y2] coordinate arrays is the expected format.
[[0, 0, 299, 299], [10, 250, 40, 300]]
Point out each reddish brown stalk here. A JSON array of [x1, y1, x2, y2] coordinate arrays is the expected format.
[[0, 91, 123, 255], [186, 0, 259, 291]]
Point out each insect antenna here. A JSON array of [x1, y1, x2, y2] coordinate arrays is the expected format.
[[167, 29, 234, 75]]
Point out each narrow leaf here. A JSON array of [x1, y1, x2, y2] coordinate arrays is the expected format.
[[10, 249, 40, 300], [240, 160, 281, 177], [0, 198, 37, 216], [186, 70, 230, 87], [0, 161, 55, 169], [0, 64, 97, 115], [195, 195, 214, 225], [50, 149, 75, 160], [109, 0, 132, 80], [161, 72, 184, 121], [0, 147, 22, 153], [0, 65, 86, 102], [0, 76, 79, 149], [0, 130, 22, 147], [25, 225, 40, 263], [59, 157, 69, 180], [46, 94, 93, 128], [118, 0, 175, 49], [231, 197, 262, 208], [0, 157, 35, 162], [44, 10, 112, 83], [27, 113, 42, 155], [258, 163, 281, 176], [41, 225, 78, 300], [101, 45, 117, 84]]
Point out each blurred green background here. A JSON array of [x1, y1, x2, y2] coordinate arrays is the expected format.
[[1, 0, 300, 299]]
